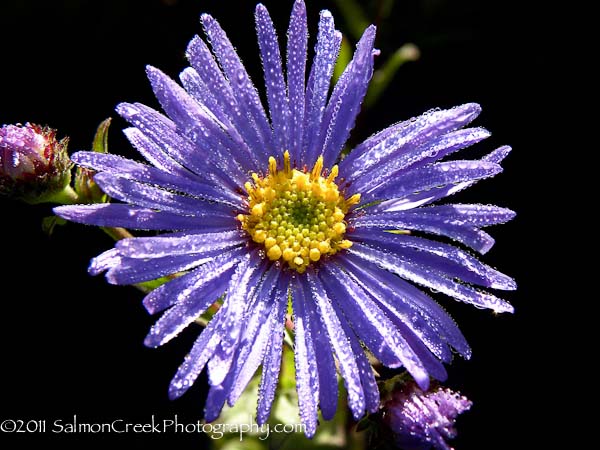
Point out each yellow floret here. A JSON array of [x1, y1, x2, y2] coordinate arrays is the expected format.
[[237, 152, 359, 272]]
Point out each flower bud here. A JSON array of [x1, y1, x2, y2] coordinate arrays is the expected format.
[[0, 123, 72, 203], [381, 381, 472, 450]]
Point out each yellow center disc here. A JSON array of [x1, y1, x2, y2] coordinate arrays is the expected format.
[[237, 151, 360, 273]]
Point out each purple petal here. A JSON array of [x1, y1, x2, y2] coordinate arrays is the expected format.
[[93, 172, 235, 216], [340, 103, 482, 181], [54, 204, 237, 232], [145, 65, 221, 139], [351, 210, 495, 254], [204, 376, 233, 422], [483, 145, 512, 164], [145, 67, 251, 187], [416, 204, 516, 227], [375, 146, 512, 212], [184, 35, 235, 107], [185, 36, 262, 168], [341, 253, 471, 358], [335, 310, 381, 414], [257, 273, 289, 425], [179, 68, 236, 136], [407, 127, 490, 170], [320, 265, 430, 389], [291, 276, 319, 437], [106, 253, 211, 285], [319, 25, 376, 168], [392, 319, 448, 382], [321, 268, 405, 368], [207, 253, 265, 386], [351, 230, 516, 290], [169, 306, 226, 399], [227, 266, 281, 405], [69, 151, 243, 208], [141, 248, 245, 314], [179, 67, 260, 173], [117, 102, 243, 191], [347, 127, 490, 190], [363, 160, 502, 203], [303, 10, 341, 164], [349, 243, 514, 313], [144, 258, 238, 347], [116, 230, 245, 259], [123, 127, 191, 179], [336, 255, 453, 362], [286, 0, 308, 160], [342, 122, 405, 169], [307, 271, 365, 420], [88, 248, 121, 275], [302, 278, 338, 420], [255, 4, 292, 153], [201, 14, 274, 159]]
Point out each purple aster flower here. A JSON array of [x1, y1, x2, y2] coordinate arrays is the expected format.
[[55, 1, 515, 437], [383, 381, 472, 450]]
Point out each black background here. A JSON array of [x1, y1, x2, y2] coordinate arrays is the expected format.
[[1, 0, 548, 448]]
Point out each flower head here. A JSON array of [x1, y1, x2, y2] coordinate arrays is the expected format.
[[55, 0, 515, 437], [383, 381, 472, 450], [1, 123, 71, 203]]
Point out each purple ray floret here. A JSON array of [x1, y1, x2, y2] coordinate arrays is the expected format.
[[54, 0, 515, 438]]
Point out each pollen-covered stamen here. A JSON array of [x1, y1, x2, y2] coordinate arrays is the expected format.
[[237, 151, 359, 273]]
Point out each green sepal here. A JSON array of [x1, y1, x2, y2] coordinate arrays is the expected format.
[[74, 118, 111, 204], [92, 117, 112, 154]]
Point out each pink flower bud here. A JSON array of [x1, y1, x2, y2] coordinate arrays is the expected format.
[[1, 123, 71, 203]]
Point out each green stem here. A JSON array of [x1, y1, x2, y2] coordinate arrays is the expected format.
[[30, 184, 80, 205], [56, 185, 80, 204], [101, 226, 134, 241]]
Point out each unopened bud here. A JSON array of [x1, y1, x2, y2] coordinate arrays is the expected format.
[[382, 381, 472, 450], [0, 123, 73, 203]]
